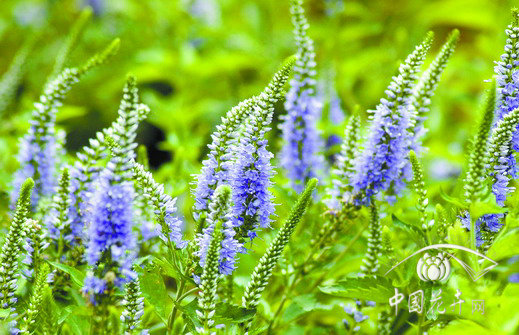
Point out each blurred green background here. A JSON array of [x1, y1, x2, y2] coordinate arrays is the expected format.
[[0, 0, 515, 176], [0, 0, 516, 221]]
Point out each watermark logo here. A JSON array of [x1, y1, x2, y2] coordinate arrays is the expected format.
[[385, 243, 498, 282], [416, 252, 450, 281], [389, 287, 487, 316], [385, 243, 498, 316]]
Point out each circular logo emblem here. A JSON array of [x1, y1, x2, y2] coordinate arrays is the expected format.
[[416, 252, 450, 282]]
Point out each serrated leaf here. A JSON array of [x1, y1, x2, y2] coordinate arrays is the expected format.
[[180, 299, 203, 332], [140, 271, 169, 324], [318, 276, 394, 302], [47, 261, 86, 288], [215, 302, 256, 323], [392, 214, 426, 245], [152, 255, 181, 280]]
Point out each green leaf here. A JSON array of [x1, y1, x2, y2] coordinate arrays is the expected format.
[[392, 214, 421, 231], [439, 188, 467, 209], [215, 302, 256, 323], [247, 325, 269, 335], [429, 319, 489, 335], [180, 299, 255, 332], [140, 271, 169, 324], [179, 299, 203, 333], [447, 221, 470, 248], [152, 255, 181, 280], [0, 309, 11, 318], [63, 306, 91, 335], [505, 215, 519, 229], [392, 214, 426, 245], [57, 305, 75, 324], [318, 276, 394, 302], [486, 228, 519, 261], [47, 261, 85, 287], [282, 294, 333, 323], [469, 196, 506, 220]]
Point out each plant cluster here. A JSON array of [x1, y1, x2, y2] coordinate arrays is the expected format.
[[0, 1, 518, 334]]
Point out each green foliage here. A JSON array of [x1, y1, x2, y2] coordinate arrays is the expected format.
[[1, 1, 519, 334], [49, 7, 92, 82], [488, 108, 519, 171], [410, 151, 430, 234], [318, 276, 394, 303], [360, 203, 382, 275], [242, 178, 317, 310], [463, 80, 496, 203], [19, 263, 51, 334], [196, 185, 230, 333], [486, 227, 519, 261], [139, 269, 169, 324], [0, 178, 33, 308], [0, 34, 36, 115], [121, 277, 145, 334], [47, 261, 86, 289], [410, 29, 459, 123]]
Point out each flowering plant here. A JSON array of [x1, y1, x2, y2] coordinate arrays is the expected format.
[[0, 1, 518, 334]]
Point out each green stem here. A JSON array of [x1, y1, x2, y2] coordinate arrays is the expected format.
[[309, 223, 367, 290], [166, 231, 198, 334], [268, 240, 327, 332], [267, 275, 298, 334], [267, 220, 366, 332], [177, 286, 198, 303], [167, 278, 186, 334]]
